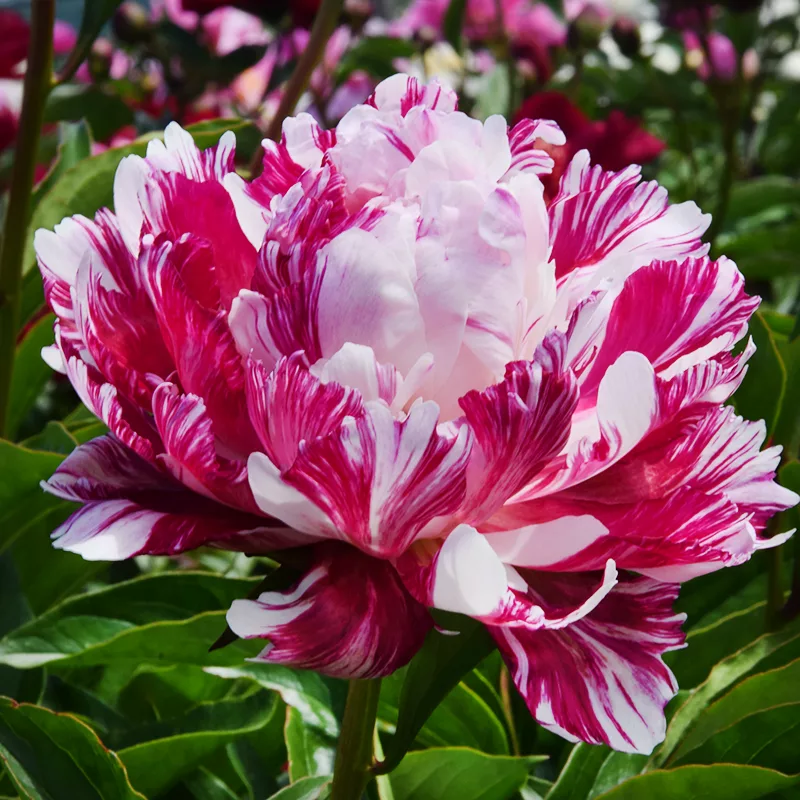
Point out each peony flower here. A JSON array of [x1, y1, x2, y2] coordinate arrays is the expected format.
[[683, 30, 759, 82], [513, 90, 665, 196], [37, 74, 796, 754], [392, 0, 566, 48]]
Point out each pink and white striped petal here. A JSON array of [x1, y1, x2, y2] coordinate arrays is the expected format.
[[492, 574, 685, 754], [226, 543, 432, 678], [152, 383, 257, 513], [570, 257, 758, 403], [248, 400, 471, 557], [141, 235, 256, 455], [51, 497, 278, 561], [246, 352, 363, 471], [505, 117, 566, 178], [549, 151, 710, 292], [459, 333, 578, 521]]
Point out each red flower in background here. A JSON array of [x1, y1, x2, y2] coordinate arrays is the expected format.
[[0, 10, 30, 77], [514, 91, 665, 194]]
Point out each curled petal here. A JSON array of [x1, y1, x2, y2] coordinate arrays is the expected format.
[[227, 543, 432, 678], [459, 333, 578, 521], [493, 574, 685, 754], [141, 235, 256, 454], [570, 256, 758, 401], [152, 383, 257, 513], [246, 352, 363, 470], [550, 151, 710, 289], [506, 117, 566, 178], [249, 401, 471, 557]]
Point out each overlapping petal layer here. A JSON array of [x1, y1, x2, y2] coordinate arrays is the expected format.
[[37, 73, 797, 753]]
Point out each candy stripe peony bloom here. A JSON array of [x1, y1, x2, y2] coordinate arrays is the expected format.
[[37, 74, 797, 754]]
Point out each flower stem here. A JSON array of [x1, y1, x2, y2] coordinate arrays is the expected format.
[[330, 679, 382, 800], [249, 0, 344, 176], [0, 0, 55, 437]]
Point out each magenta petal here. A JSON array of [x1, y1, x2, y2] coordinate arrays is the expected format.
[[152, 382, 257, 513], [51, 496, 279, 561], [459, 332, 578, 521], [492, 573, 685, 754], [278, 401, 471, 557], [549, 151, 710, 283], [141, 235, 256, 455], [246, 352, 363, 470], [227, 543, 432, 678]]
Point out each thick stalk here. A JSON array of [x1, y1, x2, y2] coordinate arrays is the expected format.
[[330, 679, 381, 800], [249, 0, 344, 175], [0, 0, 55, 437]]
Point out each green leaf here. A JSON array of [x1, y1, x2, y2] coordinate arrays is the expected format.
[[733, 311, 787, 436], [204, 663, 341, 737], [0, 572, 262, 670], [118, 691, 277, 797], [389, 748, 541, 800], [335, 37, 417, 82], [31, 122, 92, 212], [671, 657, 800, 770], [666, 600, 768, 689], [59, 0, 125, 83], [22, 422, 79, 456], [443, 0, 468, 52], [7, 313, 57, 439], [284, 707, 336, 782], [380, 671, 509, 754], [0, 696, 144, 799], [44, 85, 134, 144], [0, 440, 66, 555], [726, 177, 800, 226], [592, 764, 799, 800], [545, 745, 645, 800], [182, 768, 241, 800], [651, 613, 800, 768], [267, 776, 330, 799], [715, 223, 800, 279], [377, 615, 495, 774], [472, 65, 510, 122]]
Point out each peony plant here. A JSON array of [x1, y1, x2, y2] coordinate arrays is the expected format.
[[35, 72, 796, 766]]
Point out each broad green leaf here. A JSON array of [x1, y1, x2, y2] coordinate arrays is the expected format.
[[268, 776, 330, 800], [205, 663, 342, 737], [671, 657, 800, 768], [0, 572, 261, 670], [716, 223, 800, 279], [650, 613, 800, 768], [44, 85, 134, 143], [389, 748, 542, 800], [182, 768, 240, 800], [59, 0, 125, 83], [733, 311, 787, 436], [545, 745, 645, 800], [8, 313, 57, 440], [666, 601, 768, 688], [0, 440, 66, 555], [31, 122, 92, 212], [119, 691, 277, 797], [21, 421, 78, 455], [473, 65, 511, 121], [0, 696, 144, 799], [377, 615, 495, 774], [593, 764, 799, 800], [23, 118, 260, 279], [335, 37, 417, 81], [285, 707, 336, 782], [380, 671, 509, 754], [726, 177, 800, 226]]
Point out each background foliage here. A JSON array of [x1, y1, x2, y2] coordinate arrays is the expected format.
[[2, 0, 800, 798]]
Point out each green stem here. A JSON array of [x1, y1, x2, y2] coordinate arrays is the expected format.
[[248, 0, 344, 175], [330, 679, 381, 800], [0, 0, 55, 437], [499, 663, 520, 756]]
